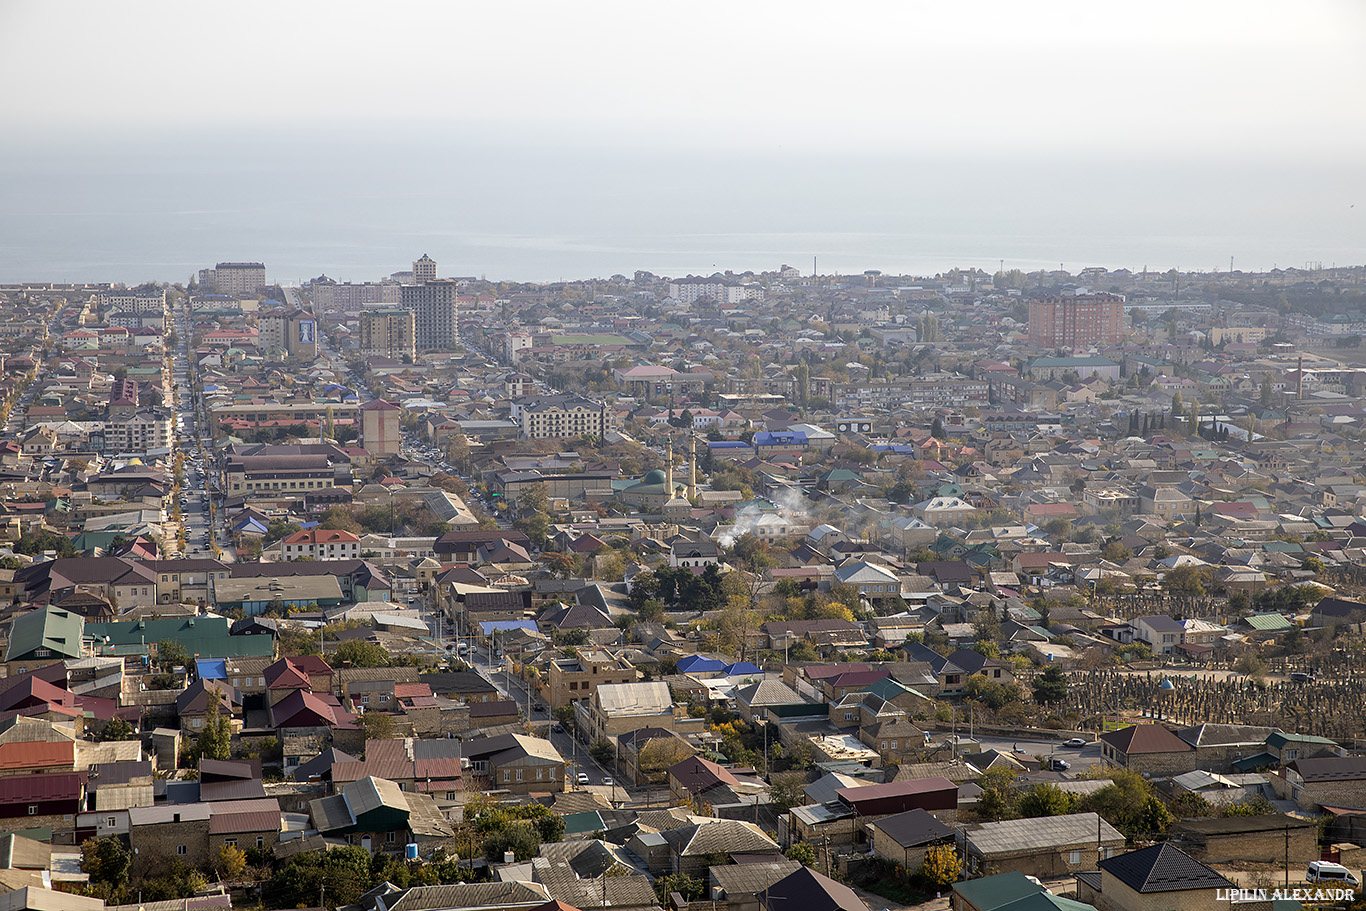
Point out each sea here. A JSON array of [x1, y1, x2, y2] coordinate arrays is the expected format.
[[2, 130, 1363, 285]]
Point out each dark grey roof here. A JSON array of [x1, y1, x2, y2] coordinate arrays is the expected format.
[[869, 807, 954, 848], [1098, 843, 1232, 893], [764, 866, 869, 911]]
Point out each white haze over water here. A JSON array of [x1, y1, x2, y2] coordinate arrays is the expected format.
[[2, 130, 1363, 285]]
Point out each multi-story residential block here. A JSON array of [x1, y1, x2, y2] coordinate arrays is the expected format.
[[400, 280, 459, 350], [198, 262, 266, 294], [222, 452, 337, 495], [280, 529, 362, 561], [361, 400, 402, 456], [545, 648, 639, 708], [511, 394, 608, 440], [412, 254, 437, 283], [102, 410, 172, 453], [1028, 293, 1125, 348], [359, 309, 417, 361], [99, 289, 166, 313]]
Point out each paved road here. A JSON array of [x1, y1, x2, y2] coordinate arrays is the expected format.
[[463, 647, 632, 800]]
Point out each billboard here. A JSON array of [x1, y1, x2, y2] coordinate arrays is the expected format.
[[298, 319, 316, 345]]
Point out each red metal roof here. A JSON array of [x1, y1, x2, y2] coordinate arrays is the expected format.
[[0, 772, 83, 803]]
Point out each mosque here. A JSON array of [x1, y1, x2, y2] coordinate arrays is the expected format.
[[617, 437, 699, 519]]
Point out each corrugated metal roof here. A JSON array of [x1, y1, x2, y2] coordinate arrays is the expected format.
[[967, 812, 1123, 856], [0, 741, 73, 771]]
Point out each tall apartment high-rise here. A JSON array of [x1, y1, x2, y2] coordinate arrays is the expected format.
[[1028, 293, 1125, 348], [360, 309, 417, 362], [413, 254, 437, 283], [400, 279, 459, 351]]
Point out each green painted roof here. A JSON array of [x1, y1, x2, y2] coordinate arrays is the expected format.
[[1242, 613, 1292, 631], [86, 615, 271, 659], [4, 607, 85, 662], [954, 872, 1047, 911]]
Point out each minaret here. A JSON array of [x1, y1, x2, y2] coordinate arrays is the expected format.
[[689, 435, 697, 496], [665, 442, 674, 495]]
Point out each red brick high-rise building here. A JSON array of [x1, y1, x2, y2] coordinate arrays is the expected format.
[[1028, 293, 1125, 348]]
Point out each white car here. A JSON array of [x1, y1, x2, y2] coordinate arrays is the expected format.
[[576, 772, 590, 785], [602, 776, 613, 787], [1064, 738, 1087, 748]]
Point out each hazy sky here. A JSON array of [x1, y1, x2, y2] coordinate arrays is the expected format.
[[1, 1, 1363, 283], [4, 0, 1363, 157]]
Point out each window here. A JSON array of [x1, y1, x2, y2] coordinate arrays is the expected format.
[[256, 836, 264, 848], [516, 769, 523, 782], [108, 816, 117, 827], [386, 832, 396, 843], [504, 770, 511, 782], [177, 845, 188, 855], [1068, 850, 1082, 864], [27, 806, 37, 815], [224, 838, 237, 848], [192, 718, 203, 728], [536, 768, 544, 780]]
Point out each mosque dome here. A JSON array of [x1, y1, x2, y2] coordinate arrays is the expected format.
[[642, 468, 667, 486]]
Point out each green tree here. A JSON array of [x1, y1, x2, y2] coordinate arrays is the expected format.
[[194, 695, 232, 762], [157, 639, 190, 673], [1081, 770, 1173, 841], [931, 416, 946, 440], [99, 715, 134, 742], [264, 517, 303, 545], [1032, 666, 1069, 705], [268, 845, 374, 909], [1101, 541, 1132, 562], [975, 768, 1018, 822], [655, 873, 704, 904], [1162, 564, 1209, 597], [590, 739, 614, 766], [332, 639, 390, 667], [80, 838, 130, 894], [785, 842, 817, 868], [1017, 783, 1078, 818]]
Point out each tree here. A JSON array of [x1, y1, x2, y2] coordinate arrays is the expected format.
[[1101, 541, 1131, 562], [931, 416, 946, 440], [919, 844, 961, 888], [1260, 375, 1273, 407], [655, 873, 704, 904], [332, 640, 390, 667], [264, 517, 302, 545], [1018, 782, 1078, 818], [975, 768, 1018, 822], [590, 739, 614, 765], [194, 696, 231, 763], [1301, 555, 1325, 574], [1032, 666, 1069, 705], [81, 838, 130, 893], [157, 639, 191, 674], [318, 506, 362, 533], [1081, 770, 1173, 841], [214, 843, 247, 879], [99, 715, 134, 742], [1162, 564, 1209, 597], [785, 842, 817, 868], [1233, 655, 1268, 680], [356, 711, 396, 741]]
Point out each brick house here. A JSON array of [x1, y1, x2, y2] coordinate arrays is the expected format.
[[1098, 724, 1195, 775], [962, 812, 1124, 878], [1075, 843, 1232, 911]]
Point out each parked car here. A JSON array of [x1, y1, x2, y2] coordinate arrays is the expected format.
[[1064, 738, 1087, 748], [576, 772, 590, 785]]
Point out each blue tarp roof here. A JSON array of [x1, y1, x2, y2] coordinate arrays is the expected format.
[[676, 655, 725, 673], [754, 431, 807, 446], [196, 659, 227, 680]]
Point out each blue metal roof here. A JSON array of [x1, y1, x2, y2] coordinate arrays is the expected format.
[[196, 659, 227, 680]]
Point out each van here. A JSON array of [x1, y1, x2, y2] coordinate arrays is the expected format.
[[1307, 861, 1359, 885]]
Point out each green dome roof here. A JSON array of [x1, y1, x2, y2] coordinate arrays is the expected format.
[[642, 469, 667, 486]]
